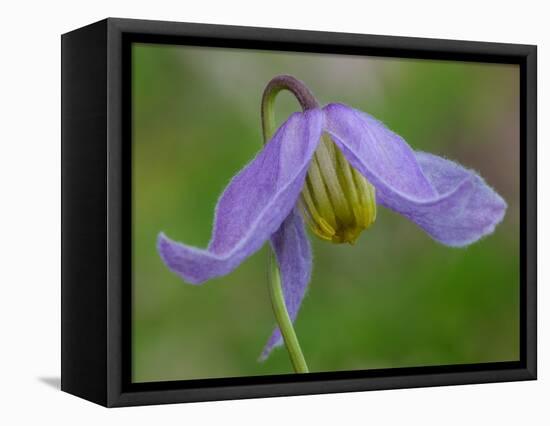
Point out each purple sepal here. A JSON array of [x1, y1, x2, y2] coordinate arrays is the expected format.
[[157, 109, 323, 284], [324, 103, 506, 246]]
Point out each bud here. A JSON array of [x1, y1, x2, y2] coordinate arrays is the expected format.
[[299, 134, 376, 244]]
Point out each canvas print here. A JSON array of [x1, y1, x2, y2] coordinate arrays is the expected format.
[[132, 43, 519, 383]]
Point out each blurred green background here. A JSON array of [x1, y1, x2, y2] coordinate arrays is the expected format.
[[132, 43, 520, 383]]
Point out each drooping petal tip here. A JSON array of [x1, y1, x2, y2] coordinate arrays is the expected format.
[[157, 232, 209, 285], [413, 152, 507, 247]]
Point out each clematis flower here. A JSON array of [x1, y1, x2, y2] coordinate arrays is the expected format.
[[157, 75, 506, 366]]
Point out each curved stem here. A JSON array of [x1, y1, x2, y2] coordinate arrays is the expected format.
[[261, 75, 320, 143], [261, 75, 316, 373]]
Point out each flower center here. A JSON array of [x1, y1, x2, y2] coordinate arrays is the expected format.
[[299, 133, 377, 244]]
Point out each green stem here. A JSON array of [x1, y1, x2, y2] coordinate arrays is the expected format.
[[261, 75, 317, 373], [267, 250, 309, 373]]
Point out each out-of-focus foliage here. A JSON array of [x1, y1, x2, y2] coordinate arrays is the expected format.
[[132, 44, 520, 382]]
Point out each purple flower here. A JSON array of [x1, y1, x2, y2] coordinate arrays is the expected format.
[[157, 79, 506, 362]]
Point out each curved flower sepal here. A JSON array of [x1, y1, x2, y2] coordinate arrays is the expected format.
[[324, 103, 507, 247], [403, 152, 507, 246], [157, 109, 323, 284], [260, 209, 312, 361]]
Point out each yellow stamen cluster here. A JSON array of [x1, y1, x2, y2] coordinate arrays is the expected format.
[[299, 134, 377, 244]]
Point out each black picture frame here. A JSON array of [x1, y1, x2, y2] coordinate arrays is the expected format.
[[61, 17, 537, 407]]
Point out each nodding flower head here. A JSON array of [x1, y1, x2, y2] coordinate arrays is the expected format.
[[157, 75, 507, 362]]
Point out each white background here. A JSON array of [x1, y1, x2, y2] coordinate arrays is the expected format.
[[0, 0, 546, 424]]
